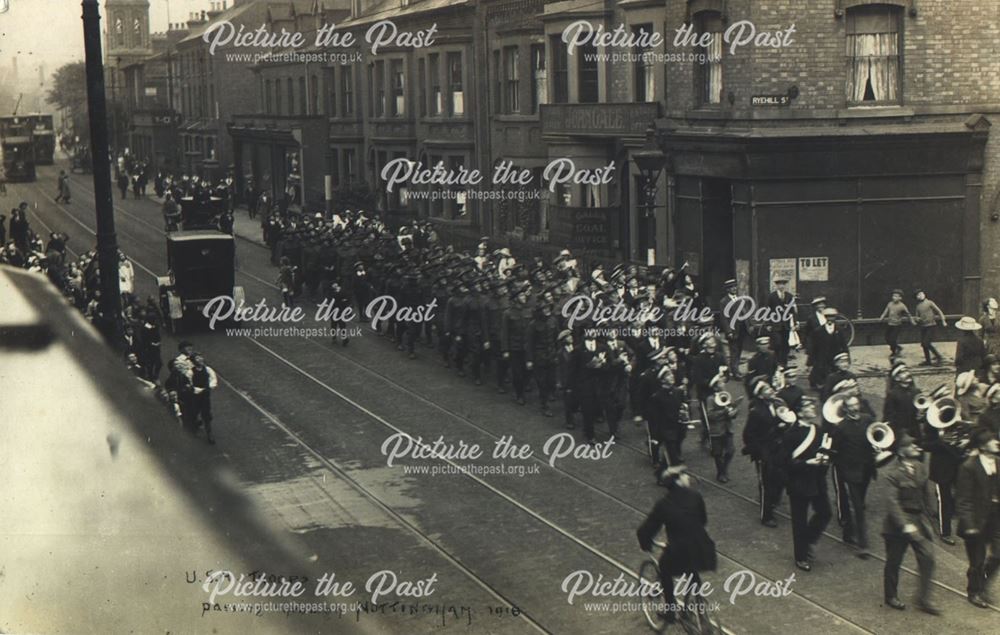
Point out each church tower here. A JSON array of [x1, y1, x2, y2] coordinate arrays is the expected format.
[[104, 0, 152, 92]]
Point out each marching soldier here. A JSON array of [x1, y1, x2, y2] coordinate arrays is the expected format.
[[882, 433, 940, 615], [955, 428, 1000, 609], [780, 398, 833, 571], [501, 285, 533, 405], [574, 331, 612, 444], [528, 303, 559, 417], [557, 329, 578, 430]]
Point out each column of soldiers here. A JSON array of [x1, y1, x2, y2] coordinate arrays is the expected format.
[[256, 211, 999, 615]]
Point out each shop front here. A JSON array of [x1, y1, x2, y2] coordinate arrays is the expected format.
[[658, 117, 991, 316]]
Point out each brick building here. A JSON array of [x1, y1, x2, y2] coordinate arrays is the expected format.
[[656, 0, 999, 317]]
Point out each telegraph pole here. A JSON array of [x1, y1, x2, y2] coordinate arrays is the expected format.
[[81, 0, 124, 346]]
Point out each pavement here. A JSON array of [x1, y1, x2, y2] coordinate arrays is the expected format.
[[12, 163, 994, 635]]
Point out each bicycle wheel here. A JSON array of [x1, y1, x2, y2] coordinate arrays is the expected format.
[[639, 558, 668, 633], [832, 313, 855, 347]]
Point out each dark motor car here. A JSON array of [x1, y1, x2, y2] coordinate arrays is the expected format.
[[158, 230, 244, 333]]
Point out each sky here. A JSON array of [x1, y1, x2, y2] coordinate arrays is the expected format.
[[0, 0, 215, 76]]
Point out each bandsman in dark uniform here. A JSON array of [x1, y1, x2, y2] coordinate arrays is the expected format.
[[883, 363, 922, 440], [745, 336, 778, 396], [720, 278, 749, 378], [704, 374, 739, 482], [831, 395, 876, 556], [810, 308, 849, 390], [779, 398, 833, 571], [743, 378, 789, 527]]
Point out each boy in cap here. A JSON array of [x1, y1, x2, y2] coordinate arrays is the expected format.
[[878, 289, 914, 357], [913, 289, 946, 366]]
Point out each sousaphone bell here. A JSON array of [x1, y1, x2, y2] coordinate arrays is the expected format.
[[823, 393, 849, 425], [866, 421, 896, 467]]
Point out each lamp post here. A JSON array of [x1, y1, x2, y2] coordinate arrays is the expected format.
[[632, 128, 667, 265], [81, 0, 124, 346]]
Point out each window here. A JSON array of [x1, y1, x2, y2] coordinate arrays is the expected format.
[[504, 46, 519, 113], [447, 52, 464, 116], [115, 18, 124, 47], [530, 44, 546, 113], [418, 58, 426, 117], [430, 154, 443, 216], [299, 77, 307, 115], [341, 67, 353, 115], [551, 35, 568, 104], [329, 151, 339, 188], [448, 156, 467, 218], [578, 42, 599, 103], [391, 59, 405, 117], [265, 79, 272, 114], [695, 12, 723, 105], [326, 69, 336, 116], [311, 74, 319, 114], [275, 78, 283, 115], [429, 54, 442, 115], [493, 50, 502, 113], [634, 24, 655, 102], [287, 77, 295, 115], [367, 65, 374, 116], [343, 148, 356, 183], [846, 4, 901, 104], [374, 61, 386, 116], [206, 137, 215, 160]]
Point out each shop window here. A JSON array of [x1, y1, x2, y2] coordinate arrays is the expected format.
[[504, 46, 519, 113], [531, 44, 546, 113], [430, 155, 444, 217], [634, 24, 655, 102], [695, 11, 723, 105], [275, 79, 283, 115], [551, 35, 568, 104], [846, 4, 901, 104], [447, 52, 464, 116]]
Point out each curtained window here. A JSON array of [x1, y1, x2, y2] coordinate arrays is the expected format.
[[633, 24, 655, 103], [695, 12, 723, 105], [530, 44, 546, 113], [846, 5, 901, 104], [504, 46, 519, 113]]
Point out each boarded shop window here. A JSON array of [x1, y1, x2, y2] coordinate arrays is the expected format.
[[695, 12, 723, 105], [531, 44, 546, 113], [846, 5, 901, 104]]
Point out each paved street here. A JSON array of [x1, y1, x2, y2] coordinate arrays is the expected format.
[[9, 161, 998, 634]]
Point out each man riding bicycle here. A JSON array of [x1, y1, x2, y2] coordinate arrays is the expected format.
[[637, 466, 718, 622]]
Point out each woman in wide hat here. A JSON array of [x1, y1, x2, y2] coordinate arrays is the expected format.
[[954, 316, 986, 377]]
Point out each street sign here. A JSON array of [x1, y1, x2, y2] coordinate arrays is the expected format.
[[751, 95, 790, 106]]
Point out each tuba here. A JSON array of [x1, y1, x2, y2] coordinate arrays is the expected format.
[[913, 393, 932, 413], [866, 421, 896, 467], [823, 393, 849, 425], [926, 397, 972, 455]]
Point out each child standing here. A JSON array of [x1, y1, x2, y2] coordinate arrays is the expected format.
[[912, 289, 947, 366], [878, 289, 913, 356]]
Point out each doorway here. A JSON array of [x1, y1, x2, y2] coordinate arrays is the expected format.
[[701, 178, 734, 298]]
